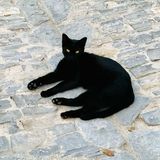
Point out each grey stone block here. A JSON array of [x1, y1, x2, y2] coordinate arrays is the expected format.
[[129, 34, 152, 44], [0, 64, 15, 70], [44, 0, 70, 22], [3, 52, 31, 62], [152, 90, 160, 96], [147, 48, 160, 61], [16, 0, 49, 26], [0, 99, 11, 110], [102, 18, 124, 33], [8, 22, 29, 31], [129, 130, 160, 160], [0, 154, 29, 160], [12, 94, 41, 108], [6, 84, 22, 95], [154, 16, 160, 22], [29, 23, 60, 46], [0, 32, 16, 44], [30, 145, 59, 157], [0, 110, 22, 124], [11, 95, 26, 108], [55, 132, 88, 153], [76, 119, 125, 148], [155, 43, 160, 48], [121, 54, 147, 68], [0, 136, 10, 152], [11, 132, 45, 152], [23, 95, 41, 106], [51, 123, 76, 136], [0, 16, 29, 31], [151, 30, 160, 39], [9, 122, 19, 134], [64, 145, 101, 158], [141, 109, 160, 126], [130, 64, 156, 78], [125, 10, 147, 23], [112, 40, 130, 49], [1, 80, 21, 95], [130, 20, 152, 32], [116, 96, 150, 125], [0, 157, 21, 160], [22, 106, 56, 116], [118, 47, 145, 59]]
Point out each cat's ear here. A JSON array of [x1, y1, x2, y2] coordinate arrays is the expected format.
[[62, 33, 70, 43], [79, 37, 87, 47]]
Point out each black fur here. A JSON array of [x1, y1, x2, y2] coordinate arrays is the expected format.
[[28, 33, 135, 120]]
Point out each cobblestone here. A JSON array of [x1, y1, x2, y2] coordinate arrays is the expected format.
[[30, 145, 59, 157], [76, 119, 125, 148], [0, 0, 160, 159], [102, 18, 124, 34], [22, 106, 56, 116], [0, 99, 11, 110], [64, 146, 101, 158], [151, 30, 160, 39], [8, 122, 20, 134], [130, 20, 152, 32], [121, 54, 147, 69], [43, 0, 70, 23], [0, 110, 22, 124], [130, 64, 156, 78], [55, 132, 88, 154], [50, 123, 76, 136], [125, 10, 148, 23], [16, 0, 49, 26], [147, 48, 160, 61], [28, 23, 60, 46], [129, 130, 160, 160], [129, 34, 152, 45], [0, 136, 10, 152], [11, 132, 45, 152], [141, 109, 160, 126]]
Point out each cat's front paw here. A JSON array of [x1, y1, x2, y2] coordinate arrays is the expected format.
[[40, 91, 50, 98], [52, 98, 66, 105], [27, 80, 38, 90], [61, 112, 71, 119]]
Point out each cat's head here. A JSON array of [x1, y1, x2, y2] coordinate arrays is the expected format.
[[62, 33, 87, 56]]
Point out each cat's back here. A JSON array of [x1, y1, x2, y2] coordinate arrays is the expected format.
[[79, 52, 129, 77]]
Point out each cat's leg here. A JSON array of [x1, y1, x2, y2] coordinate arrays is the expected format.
[[79, 106, 124, 120], [41, 80, 79, 97], [61, 108, 85, 119], [52, 90, 90, 106], [28, 71, 61, 90]]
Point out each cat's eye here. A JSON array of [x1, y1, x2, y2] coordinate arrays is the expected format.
[[66, 49, 70, 53], [75, 50, 80, 54]]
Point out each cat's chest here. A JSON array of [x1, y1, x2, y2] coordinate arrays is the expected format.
[[78, 61, 103, 88]]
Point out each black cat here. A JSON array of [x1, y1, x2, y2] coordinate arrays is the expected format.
[[27, 34, 135, 120]]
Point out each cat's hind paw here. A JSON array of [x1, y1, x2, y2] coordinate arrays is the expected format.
[[40, 91, 50, 98], [61, 112, 69, 119], [61, 110, 81, 119], [61, 111, 75, 119], [52, 98, 65, 105]]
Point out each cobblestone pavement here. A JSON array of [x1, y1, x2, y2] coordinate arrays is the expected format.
[[0, 0, 160, 160]]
